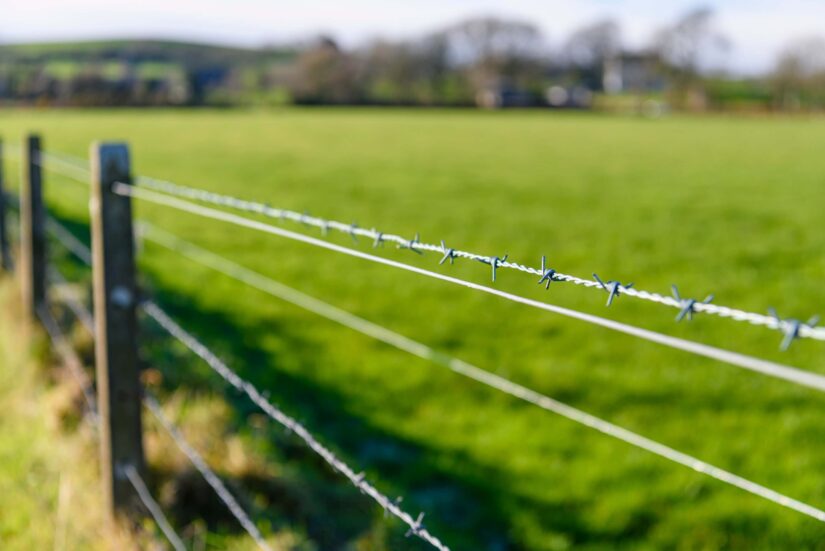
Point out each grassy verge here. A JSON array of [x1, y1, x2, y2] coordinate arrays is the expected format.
[[0, 276, 135, 549]]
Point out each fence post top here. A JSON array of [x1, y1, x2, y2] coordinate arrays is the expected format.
[[91, 142, 130, 163]]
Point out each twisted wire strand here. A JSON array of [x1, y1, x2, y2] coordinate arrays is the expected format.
[[120, 185, 825, 394], [143, 392, 273, 551], [33, 148, 825, 343], [142, 300, 450, 550], [138, 223, 825, 524], [131, 174, 823, 342], [122, 465, 187, 551]]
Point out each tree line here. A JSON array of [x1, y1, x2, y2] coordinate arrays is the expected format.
[[2, 8, 825, 111]]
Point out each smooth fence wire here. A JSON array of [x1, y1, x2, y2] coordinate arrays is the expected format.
[[142, 300, 451, 551], [45, 216, 94, 334], [48, 266, 94, 335], [46, 217, 93, 266], [43, 222, 186, 551], [122, 465, 187, 551], [144, 392, 275, 551], [37, 150, 92, 183], [138, 222, 825, 524], [36, 303, 98, 422], [118, 184, 825, 395], [33, 147, 825, 345]]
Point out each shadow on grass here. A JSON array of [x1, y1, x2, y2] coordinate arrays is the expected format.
[[47, 209, 644, 551]]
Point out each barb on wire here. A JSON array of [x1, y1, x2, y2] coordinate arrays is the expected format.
[[538, 256, 557, 290], [672, 286, 714, 323], [137, 223, 825, 525], [439, 241, 456, 265], [593, 274, 633, 307], [769, 308, 821, 351], [120, 188, 825, 394], [122, 465, 187, 551], [37, 147, 825, 343], [144, 393, 273, 551], [141, 301, 450, 551]]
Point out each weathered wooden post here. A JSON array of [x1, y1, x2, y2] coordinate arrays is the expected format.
[[89, 142, 145, 521], [20, 134, 46, 321], [0, 138, 11, 271]]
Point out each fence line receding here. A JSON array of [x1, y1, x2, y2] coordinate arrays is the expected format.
[[2, 136, 825, 550]]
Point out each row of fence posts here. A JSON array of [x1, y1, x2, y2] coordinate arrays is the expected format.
[[0, 135, 146, 527]]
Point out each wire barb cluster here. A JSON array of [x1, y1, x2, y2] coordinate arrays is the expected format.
[[142, 301, 450, 551]]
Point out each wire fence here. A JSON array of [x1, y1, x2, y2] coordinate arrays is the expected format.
[[4, 139, 825, 550], [42, 203, 450, 550], [116, 182, 825, 394], [21, 147, 825, 346]]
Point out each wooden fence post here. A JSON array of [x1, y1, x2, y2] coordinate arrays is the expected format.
[[89, 142, 145, 521], [0, 138, 11, 271], [20, 134, 46, 321]]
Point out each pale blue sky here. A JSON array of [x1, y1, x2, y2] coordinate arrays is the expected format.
[[3, 0, 825, 74]]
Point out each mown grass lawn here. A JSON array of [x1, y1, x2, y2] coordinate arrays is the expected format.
[[2, 108, 825, 549]]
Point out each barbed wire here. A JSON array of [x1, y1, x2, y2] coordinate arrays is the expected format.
[[130, 173, 823, 346], [122, 465, 187, 551], [31, 147, 825, 346], [143, 392, 274, 551], [121, 185, 825, 394], [142, 300, 450, 551], [138, 223, 825, 524]]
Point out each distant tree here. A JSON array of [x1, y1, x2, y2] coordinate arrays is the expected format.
[[772, 37, 825, 109], [652, 7, 729, 108], [358, 33, 462, 105], [442, 16, 545, 92], [564, 18, 621, 90], [287, 37, 362, 104]]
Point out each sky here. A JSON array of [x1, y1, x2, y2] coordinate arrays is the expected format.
[[3, 0, 825, 74]]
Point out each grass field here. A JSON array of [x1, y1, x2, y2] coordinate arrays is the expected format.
[[2, 108, 825, 550]]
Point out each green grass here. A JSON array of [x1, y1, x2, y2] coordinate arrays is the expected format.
[[0, 278, 132, 550], [2, 108, 825, 549]]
